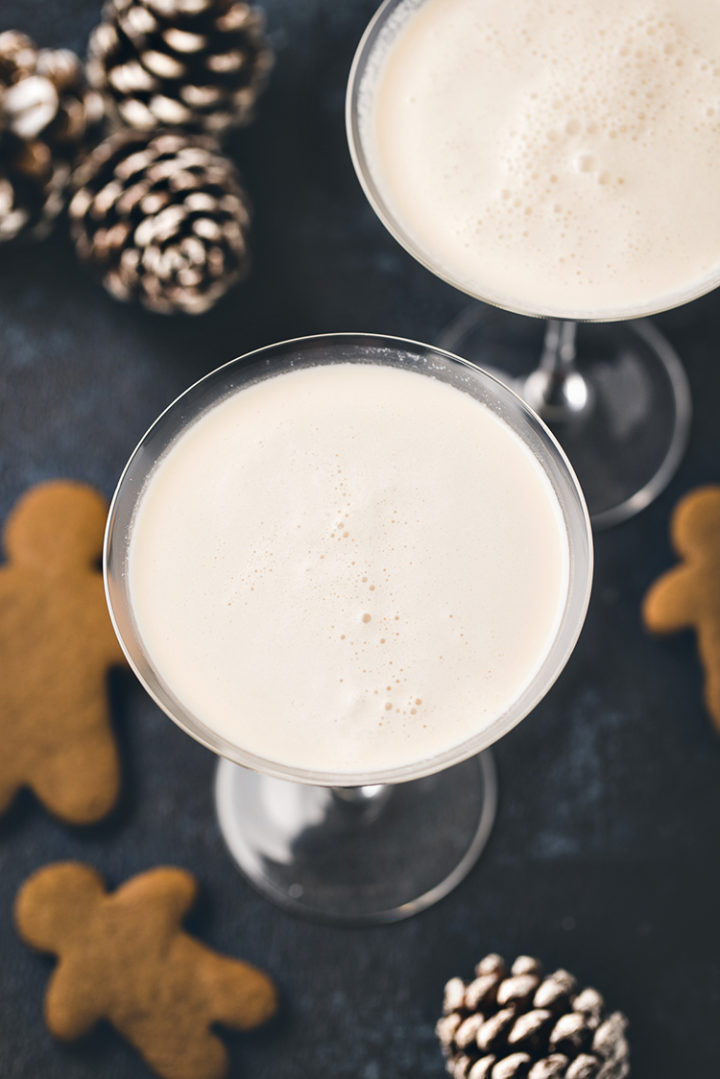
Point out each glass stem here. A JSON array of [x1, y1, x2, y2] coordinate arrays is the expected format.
[[541, 319, 578, 374], [331, 784, 393, 820], [522, 320, 592, 422]]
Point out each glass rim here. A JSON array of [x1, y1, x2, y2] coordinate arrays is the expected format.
[[104, 331, 593, 787], [345, 0, 720, 323]]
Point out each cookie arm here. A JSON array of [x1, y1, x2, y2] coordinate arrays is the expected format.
[[114, 867, 198, 929], [0, 773, 19, 817], [101, 611, 129, 668], [104, 629, 128, 668], [86, 576, 128, 668], [178, 937, 278, 1031], [45, 961, 106, 1040], [643, 566, 698, 633], [30, 720, 120, 825]]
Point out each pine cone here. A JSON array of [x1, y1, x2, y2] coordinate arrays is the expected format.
[[87, 0, 273, 135], [0, 31, 103, 242], [69, 129, 251, 314], [436, 955, 630, 1079]]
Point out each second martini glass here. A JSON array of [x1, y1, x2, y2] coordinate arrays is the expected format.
[[346, 0, 697, 529], [105, 333, 592, 924]]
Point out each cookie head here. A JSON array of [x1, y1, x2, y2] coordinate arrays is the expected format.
[[4, 480, 108, 573], [15, 862, 106, 952], [672, 486, 720, 561]]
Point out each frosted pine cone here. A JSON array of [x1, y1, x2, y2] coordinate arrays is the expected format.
[[436, 954, 630, 1079], [87, 0, 273, 135], [0, 31, 102, 241], [69, 129, 251, 314]]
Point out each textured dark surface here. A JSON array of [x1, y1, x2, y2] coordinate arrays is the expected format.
[[1, 2, 719, 1078]]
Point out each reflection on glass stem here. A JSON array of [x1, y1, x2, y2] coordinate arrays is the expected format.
[[522, 320, 593, 423]]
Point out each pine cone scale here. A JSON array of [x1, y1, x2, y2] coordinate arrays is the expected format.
[[507, 1009, 554, 1053], [477, 1006, 517, 1053], [528, 1055, 569, 1079], [566, 1054, 602, 1079], [181, 83, 223, 107], [468, 1058, 496, 1079]]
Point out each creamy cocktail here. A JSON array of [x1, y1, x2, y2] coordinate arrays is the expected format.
[[359, 0, 720, 320], [128, 362, 568, 776], [105, 335, 592, 922], [347, 0, 699, 527]]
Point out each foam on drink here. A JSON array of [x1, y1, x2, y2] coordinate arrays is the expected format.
[[359, 0, 720, 318], [127, 363, 569, 775]]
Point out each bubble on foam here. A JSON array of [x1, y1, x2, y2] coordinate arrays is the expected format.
[[575, 152, 596, 173]]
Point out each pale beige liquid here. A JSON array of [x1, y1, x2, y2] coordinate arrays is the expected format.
[[128, 363, 569, 775], [361, 0, 720, 318]]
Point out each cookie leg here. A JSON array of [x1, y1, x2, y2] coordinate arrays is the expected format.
[[30, 734, 119, 824], [699, 627, 720, 734], [129, 1019, 230, 1079], [46, 962, 106, 1041], [198, 950, 278, 1030]]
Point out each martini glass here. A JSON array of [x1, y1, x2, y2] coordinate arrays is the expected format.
[[346, 0, 695, 529], [105, 333, 592, 924]]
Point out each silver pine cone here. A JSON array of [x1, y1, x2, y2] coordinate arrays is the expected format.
[[437, 955, 630, 1079], [69, 129, 251, 314], [87, 0, 273, 135], [0, 31, 103, 242]]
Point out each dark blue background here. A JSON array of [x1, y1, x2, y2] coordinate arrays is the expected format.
[[1, 2, 719, 1076]]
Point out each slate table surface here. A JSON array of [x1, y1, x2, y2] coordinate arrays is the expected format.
[[1, 2, 719, 1077]]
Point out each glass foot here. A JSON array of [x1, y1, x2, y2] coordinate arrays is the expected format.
[[439, 310, 691, 529], [214, 753, 497, 924]]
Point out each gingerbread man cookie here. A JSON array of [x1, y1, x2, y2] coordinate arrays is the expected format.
[[0, 480, 124, 822], [643, 485, 720, 733], [15, 862, 278, 1079]]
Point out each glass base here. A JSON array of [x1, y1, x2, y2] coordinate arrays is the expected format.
[[214, 753, 497, 925], [439, 310, 691, 529]]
